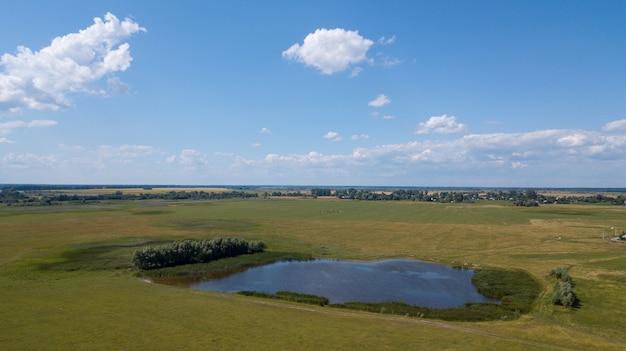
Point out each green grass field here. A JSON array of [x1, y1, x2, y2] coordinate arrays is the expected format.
[[1, 198, 625, 350]]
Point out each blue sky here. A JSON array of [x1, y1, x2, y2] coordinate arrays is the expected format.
[[1, 1, 625, 187]]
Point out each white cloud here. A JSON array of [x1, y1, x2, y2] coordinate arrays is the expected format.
[[602, 119, 626, 131], [368, 94, 390, 107], [0, 119, 57, 135], [0, 12, 145, 114], [98, 144, 159, 159], [415, 115, 469, 134], [251, 142, 261, 147], [282, 28, 373, 75], [383, 115, 395, 120], [4, 126, 626, 186], [1, 152, 58, 169], [349, 67, 364, 78], [214, 151, 235, 157], [229, 126, 626, 184], [92, 145, 160, 167], [166, 149, 210, 170], [351, 134, 369, 140], [380, 57, 402, 68], [0, 137, 14, 144], [557, 133, 588, 147], [259, 127, 272, 134], [107, 77, 132, 96], [323, 131, 343, 142], [377, 35, 396, 45]]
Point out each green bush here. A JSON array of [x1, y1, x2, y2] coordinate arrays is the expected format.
[[549, 267, 577, 307]]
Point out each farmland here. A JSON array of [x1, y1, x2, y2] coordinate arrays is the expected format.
[[1, 193, 625, 350]]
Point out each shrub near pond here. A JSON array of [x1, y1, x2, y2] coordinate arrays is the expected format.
[[549, 267, 578, 307], [131, 237, 266, 270]]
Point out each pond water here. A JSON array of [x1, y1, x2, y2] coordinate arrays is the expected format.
[[190, 259, 499, 309]]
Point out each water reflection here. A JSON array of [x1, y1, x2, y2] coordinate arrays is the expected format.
[[190, 259, 498, 309]]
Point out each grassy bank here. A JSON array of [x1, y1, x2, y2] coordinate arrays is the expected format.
[[1, 197, 626, 349]]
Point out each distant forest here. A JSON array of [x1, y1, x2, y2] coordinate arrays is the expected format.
[[1, 185, 625, 207]]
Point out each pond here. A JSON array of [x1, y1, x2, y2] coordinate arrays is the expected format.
[[190, 259, 499, 309]]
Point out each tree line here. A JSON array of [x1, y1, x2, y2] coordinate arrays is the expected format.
[[0, 187, 257, 205], [3, 186, 625, 206], [132, 237, 266, 270]]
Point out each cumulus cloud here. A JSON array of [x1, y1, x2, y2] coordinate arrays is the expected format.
[[166, 149, 210, 170], [415, 115, 469, 134], [602, 119, 626, 131], [0, 12, 145, 114], [259, 127, 272, 134], [5, 126, 626, 185], [323, 131, 343, 142], [282, 28, 373, 75], [229, 125, 626, 183], [368, 94, 390, 107]]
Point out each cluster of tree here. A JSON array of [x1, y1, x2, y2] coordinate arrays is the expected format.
[[0, 187, 28, 204], [262, 191, 306, 197], [549, 267, 577, 307], [131, 237, 266, 270]]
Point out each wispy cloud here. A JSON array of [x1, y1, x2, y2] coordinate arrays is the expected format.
[[415, 115, 469, 134], [351, 134, 370, 140], [602, 119, 626, 131], [259, 127, 272, 134], [380, 56, 402, 68], [0, 12, 145, 114], [282, 28, 373, 75], [377, 35, 396, 45], [0, 119, 57, 135], [349, 67, 364, 78]]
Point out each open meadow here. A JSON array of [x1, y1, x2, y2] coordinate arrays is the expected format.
[[1, 196, 625, 350]]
